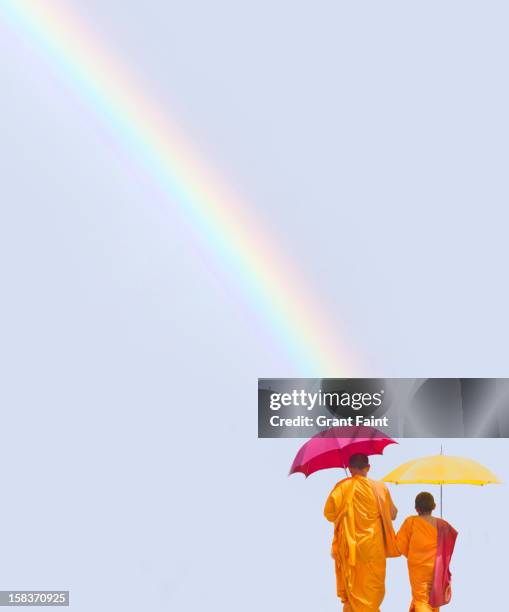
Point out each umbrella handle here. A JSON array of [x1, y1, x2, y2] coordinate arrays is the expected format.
[[440, 445, 444, 517], [339, 447, 348, 477]]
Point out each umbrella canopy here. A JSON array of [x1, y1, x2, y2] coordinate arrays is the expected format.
[[382, 453, 501, 517], [382, 454, 501, 486], [290, 425, 397, 477]]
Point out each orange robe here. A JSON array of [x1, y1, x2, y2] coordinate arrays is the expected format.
[[396, 516, 440, 612], [324, 475, 398, 612]]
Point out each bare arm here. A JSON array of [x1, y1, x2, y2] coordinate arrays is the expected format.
[[390, 499, 398, 520]]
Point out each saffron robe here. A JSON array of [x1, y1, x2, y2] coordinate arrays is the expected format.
[[396, 516, 457, 612], [324, 476, 398, 612]]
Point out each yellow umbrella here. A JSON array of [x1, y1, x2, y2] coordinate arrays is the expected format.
[[382, 452, 501, 517]]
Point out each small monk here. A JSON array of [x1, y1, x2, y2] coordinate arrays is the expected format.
[[396, 492, 458, 611], [324, 453, 399, 612]]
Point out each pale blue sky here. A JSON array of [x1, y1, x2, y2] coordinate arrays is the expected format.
[[0, 1, 508, 610]]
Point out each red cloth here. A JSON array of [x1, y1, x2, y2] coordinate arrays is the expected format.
[[429, 519, 458, 607]]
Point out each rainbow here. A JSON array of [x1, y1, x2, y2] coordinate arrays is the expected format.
[[0, 0, 356, 375]]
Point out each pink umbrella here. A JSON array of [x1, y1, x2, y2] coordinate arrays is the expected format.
[[289, 426, 397, 477]]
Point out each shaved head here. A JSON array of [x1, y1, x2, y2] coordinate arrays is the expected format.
[[348, 453, 370, 470], [415, 492, 436, 515]]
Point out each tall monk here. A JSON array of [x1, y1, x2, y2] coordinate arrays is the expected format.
[[324, 453, 399, 611], [396, 492, 458, 612]]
